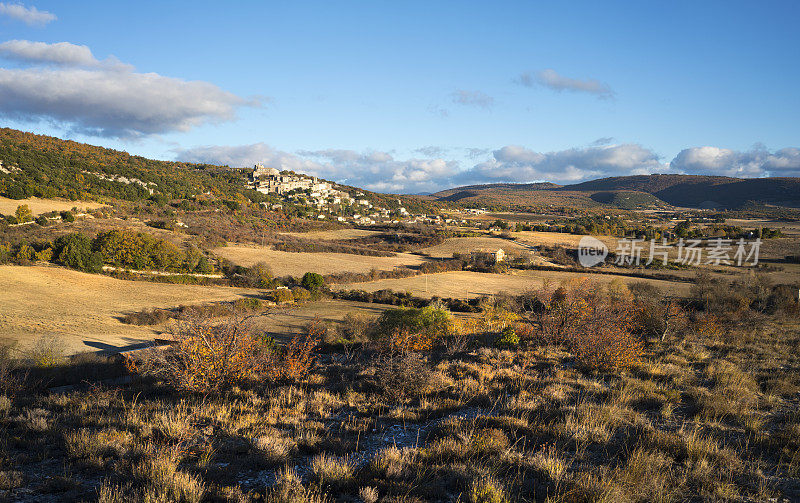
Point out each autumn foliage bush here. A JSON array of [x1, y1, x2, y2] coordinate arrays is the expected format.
[[385, 328, 434, 354], [129, 315, 320, 392], [129, 316, 266, 393], [373, 306, 453, 354], [528, 279, 645, 371], [266, 321, 321, 382]]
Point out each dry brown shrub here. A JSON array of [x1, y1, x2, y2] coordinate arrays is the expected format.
[[572, 294, 644, 372], [572, 324, 644, 373], [128, 315, 267, 393], [384, 328, 434, 354], [377, 352, 432, 400], [528, 279, 644, 371], [267, 321, 321, 382], [120, 308, 173, 326], [129, 315, 322, 390], [694, 312, 723, 339]]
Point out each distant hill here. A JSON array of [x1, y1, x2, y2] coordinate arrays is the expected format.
[[430, 174, 800, 210], [567, 174, 800, 208], [433, 182, 561, 202]]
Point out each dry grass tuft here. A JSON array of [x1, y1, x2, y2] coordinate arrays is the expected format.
[[310, 453, 354, 486]]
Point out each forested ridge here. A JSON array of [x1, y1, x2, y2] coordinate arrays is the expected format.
[[0, 128, 260, 203]]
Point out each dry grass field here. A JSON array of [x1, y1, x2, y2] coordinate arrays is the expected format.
[[0, 265, 257, 355], [511, 230, 619, 249], [213, 244, 427, 276], [279, 229, 382, 240], [418, 236, 531, 258], [725, 218, 800, 236], [333, 269, 691, 298], [250, 300, 391, 340], [0, 196, 106, 216]]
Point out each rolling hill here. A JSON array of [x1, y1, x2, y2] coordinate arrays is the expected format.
[[430, 174, 800, 210], [0, 128, 439, 213]]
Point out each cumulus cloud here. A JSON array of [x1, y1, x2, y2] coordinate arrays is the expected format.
[[0, 67, 255, 137], [0, 40, 99, 66], [178, 142, 676, 193], [178, 143, 323, 173], [518, 68, 615, 99], [295, 149, 459, 193], [464, 147, 492, 159], [177, 144, 460, 194], [591, 137, 615, 146], [457, 144, 665, 185], [0, 41, 257, 137], [0, 2, 55, 26], [450, 89, 494, 109], [670, 146, 800, 177]]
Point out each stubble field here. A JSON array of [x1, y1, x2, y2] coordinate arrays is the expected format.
[[0, 196, 107, 216], [332, 269, 691, 299], [0, 265, 256, 355], [213, 244, 427, 276]]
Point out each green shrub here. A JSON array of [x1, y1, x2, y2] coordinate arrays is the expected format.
[[54, 233, 103, 273], [273, 288, 294, 303], [14, 244, 35, 264], [35, 247, 53, 262], [0, 243, 11, 264], [14, 204, 32, 223], [233, 298, 263, 312], [301, 272, 325, 293], [60, 211, 75, 222], [374, 306, 453, 343], [291, 287, 311, 302], [495, 326, 519, 349]]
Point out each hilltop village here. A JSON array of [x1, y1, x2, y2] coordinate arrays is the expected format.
[[245, 164, 444, 225]]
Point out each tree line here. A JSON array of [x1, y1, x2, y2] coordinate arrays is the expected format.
[[0, 229, 213, 274]]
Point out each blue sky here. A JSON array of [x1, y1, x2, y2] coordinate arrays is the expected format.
[[0, 0, 798, 192]]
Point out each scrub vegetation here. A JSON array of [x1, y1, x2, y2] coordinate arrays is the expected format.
[[1, 277, 799, 502]]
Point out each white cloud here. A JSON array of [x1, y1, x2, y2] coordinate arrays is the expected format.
[[0, 3, 55, 26], [591, 137, 615, 146], [177, 144, 461, 194], [296, 149, 459, 193], [178, 143, 323, 173], [670, 146, 800, 177], [518, 68, 614, 99], [0, 40, 99, 66], [178, 142, 675, 193], [0, 42, 257, 137], [458, 144, 665, 185], [451, 89, 494, 109]]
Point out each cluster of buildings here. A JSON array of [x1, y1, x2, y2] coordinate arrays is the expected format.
[[248, 165, 344, 198], [245, 165, 416, 225]]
